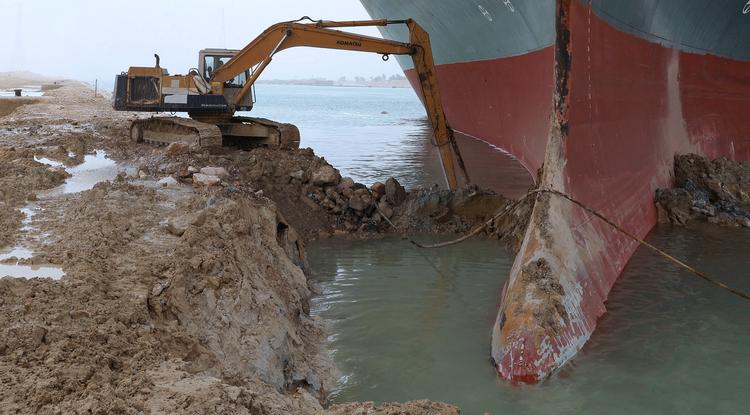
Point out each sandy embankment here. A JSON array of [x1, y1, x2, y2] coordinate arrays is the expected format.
[[0, 74, 519, 413]]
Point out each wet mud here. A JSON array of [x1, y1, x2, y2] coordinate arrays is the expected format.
[[656, 154, 750, 227], [0, 76, 523, 413], [128, 144, 518, 243], [0, 98, 41, 118]]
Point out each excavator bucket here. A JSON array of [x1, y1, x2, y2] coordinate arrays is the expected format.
[[114, 18, 465, 188]]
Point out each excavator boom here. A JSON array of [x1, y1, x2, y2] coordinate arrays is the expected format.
[[212, 20, 413, 85], [113, 18, 469, 189], [212, 18, 469, 190]]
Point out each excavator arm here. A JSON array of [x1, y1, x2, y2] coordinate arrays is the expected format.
[[212, 19, 469, 190]]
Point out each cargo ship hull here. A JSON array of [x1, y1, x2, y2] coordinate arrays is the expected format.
[[361, 0, 750, 382], [361, 0, 555, 177]]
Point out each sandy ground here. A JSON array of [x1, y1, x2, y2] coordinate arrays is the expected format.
[[0, 75, 476, 414]]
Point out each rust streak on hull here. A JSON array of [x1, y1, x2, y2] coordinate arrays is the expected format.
[[492, 0, 750, 383], [362, 0, 750, 383]]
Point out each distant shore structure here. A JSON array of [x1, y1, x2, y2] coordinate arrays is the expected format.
[[257, 74, 410, 88]]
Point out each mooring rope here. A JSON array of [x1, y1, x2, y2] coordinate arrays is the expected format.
[[378, 188, 750, 302]]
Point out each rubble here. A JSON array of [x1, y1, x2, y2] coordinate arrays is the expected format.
[[157, 176, 179, 187], [192, 172, 222, 186], [199, 166, 228, 177], [655, 154, 750, 227], [311, 164, 340, 186], [164, 142, 190, 158], [123, 143, 517, 241], [323, 400, 461, 415], [384, 177, 407, 206]]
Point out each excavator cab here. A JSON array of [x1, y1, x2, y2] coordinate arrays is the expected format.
[[198, 49, 254, 111], [112, 18, 467, 188]]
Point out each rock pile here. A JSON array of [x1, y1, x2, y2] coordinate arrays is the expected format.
[[655, 154, 750, 227], [392, 185, 510, 234], [135, 146, 518, 240], [305, 173, 406, 232]]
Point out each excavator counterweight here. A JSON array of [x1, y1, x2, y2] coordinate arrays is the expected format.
[[112, 18, 468, 189]]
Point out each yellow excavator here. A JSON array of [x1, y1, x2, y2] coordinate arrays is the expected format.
[[113, 18, 468, 189]]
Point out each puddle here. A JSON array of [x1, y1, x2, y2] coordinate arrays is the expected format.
[[0, 262, 65, 280], [40, 150, 119, 197], [0, 247, 32, 260], [42, 123, 95, 135], [0, 246, 63, 280], [19, 206, 34, 231], [1, 150, 122, 280], [0, 86, 44, 97], [33, 155, 65, 168]]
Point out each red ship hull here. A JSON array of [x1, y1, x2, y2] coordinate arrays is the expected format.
[[405, 48, 554, 177], [492, 0, 750, 382], [367, 0, 750, 382]]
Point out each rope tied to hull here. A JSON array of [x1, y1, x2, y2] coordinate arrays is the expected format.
[[379, 188, 750, 302]]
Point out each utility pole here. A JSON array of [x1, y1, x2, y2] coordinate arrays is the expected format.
[[94, 79, 98, 97]]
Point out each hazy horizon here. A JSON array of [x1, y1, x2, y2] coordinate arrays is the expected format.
[[1, 0, 404, 85]]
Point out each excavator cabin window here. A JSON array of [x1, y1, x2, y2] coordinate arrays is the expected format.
[[203, 55, 248, 88]]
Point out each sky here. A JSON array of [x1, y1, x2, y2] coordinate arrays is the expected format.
[[0, 0, 404, 83]]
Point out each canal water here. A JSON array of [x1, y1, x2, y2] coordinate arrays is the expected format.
[[247, 84, 532, 196], [308, 225, 750, 414], [0, 86, 44, 97], [250, 84, 747, 413]]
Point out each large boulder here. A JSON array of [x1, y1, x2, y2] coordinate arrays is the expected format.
[[370, 181, 385, 198], [348, 195, 367, 212], [199, 166, 228, 178], [164, 142, 190, 158], [312, 165, 340, 186], [384, 177, 406, 206], [157, 176, 179, 188], [192, 173, 221, 186], [377, 200, 393, 219], [338, 177, 355, 190]]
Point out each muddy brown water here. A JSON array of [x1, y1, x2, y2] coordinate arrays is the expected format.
[[309, 225, 750, 415]]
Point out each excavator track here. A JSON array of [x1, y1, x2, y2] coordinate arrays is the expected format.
[[226, 116, 300, 149], [115, 18, 464, 188], [128, 116, 300, 150], [129, 117, 222, 148]]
